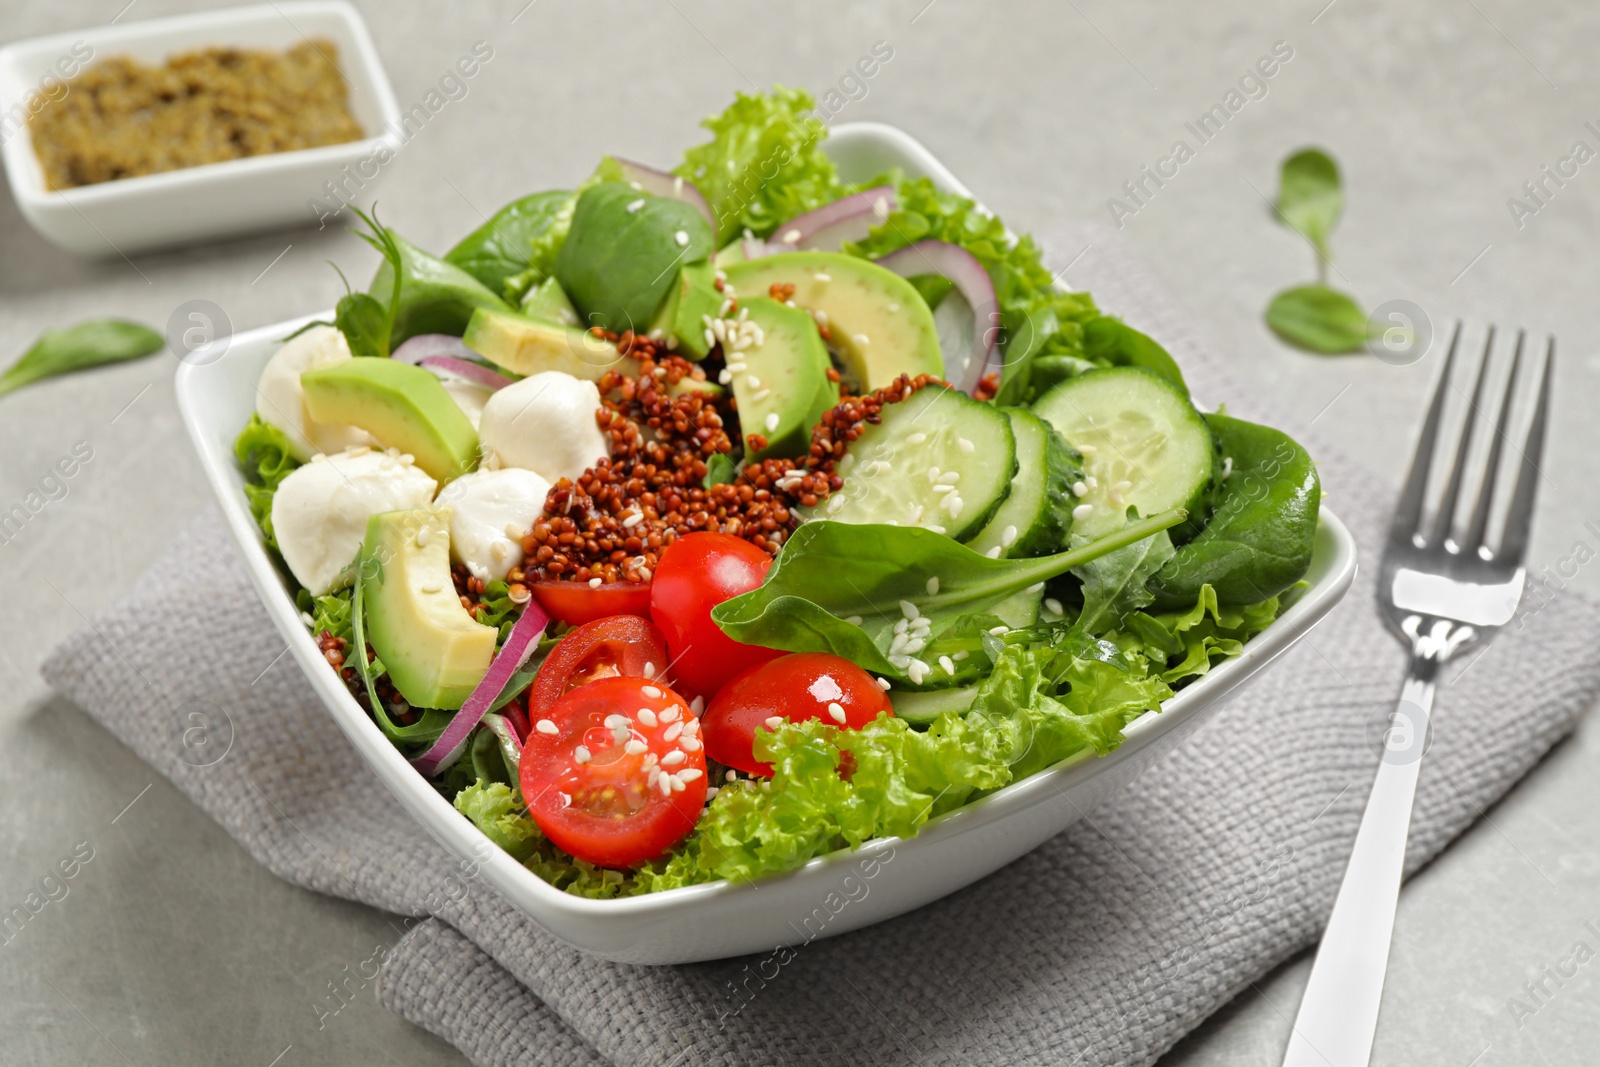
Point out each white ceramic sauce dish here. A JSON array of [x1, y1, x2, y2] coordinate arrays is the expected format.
[[175, 122, 1358, 964], [0, 2, 401, 255]]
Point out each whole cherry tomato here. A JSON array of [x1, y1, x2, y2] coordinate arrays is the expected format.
[[649, 532, 780, 699], [701, 652, 893, 776]]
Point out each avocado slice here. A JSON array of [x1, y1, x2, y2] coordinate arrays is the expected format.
[[519, 277, 580, 328], [729, 297, 835, 462], [300, 359, 478, 483], [649, 261, 724, 360], [362, 507, 497, 710], [464, 309, 628, 380], [723, 252, 943, 393]]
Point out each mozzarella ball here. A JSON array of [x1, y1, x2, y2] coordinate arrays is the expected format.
[[271, 447, 437, 595], [434, 467, 552, 582], [255, 325, 375, 460], [478, 371, 608, 486], [436, 375, 495, 432]]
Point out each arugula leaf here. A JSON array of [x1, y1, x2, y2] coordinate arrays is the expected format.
[[1149, 414, 1320, 608], [0, 319, 163, 399], [445, 189, 573, 297], [675, 87, 848, 240], [355, 208, 511, 347], [1266, 284, 1367, 354], [233, 415, 300, 550], [711, 511, 1185, 680], [554, 182, 716, 333], [1072, 525, 1176, 635], [1276, 148, 1343, 263]]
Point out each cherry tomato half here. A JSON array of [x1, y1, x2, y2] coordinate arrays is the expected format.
[[702, 652, 893, 777], [527, 615, 668, 722], [519, 675, 707, 868], [531, 579, 653, 627], [650, 532, 780, 699]]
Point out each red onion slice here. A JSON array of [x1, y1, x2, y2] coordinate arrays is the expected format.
[[392, 333, 475, 365], [413, 599, 550, 778], [613, 157, 717, 239], [769, 186, 896, 252], [419, 355, 513, 391], [871, 240, 1000, 395]]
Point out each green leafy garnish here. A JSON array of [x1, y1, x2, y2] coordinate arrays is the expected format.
[[1265, 284, 1367, 354], [233, 415, 300, 550], [445, 189, 574, 297], [1, 319, 163, 399], [1275, 148, 1343, 264], [675, 87, 846, 240], [354, 207, 510, 348], [1072, 526, 1176, 634], [702, 452, 738, 488], [1081, 316, 1187, 395], [711, 511, 1185, 681]]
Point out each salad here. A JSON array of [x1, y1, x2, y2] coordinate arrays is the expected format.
[[234, 87, 1321, 897]]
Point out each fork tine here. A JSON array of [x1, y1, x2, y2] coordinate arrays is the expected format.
[[1495, 337, 1555, 565], [1430, 326, 1496, 547], [1390, 321, 1463, 545], [1462, 330, 1524, 555]]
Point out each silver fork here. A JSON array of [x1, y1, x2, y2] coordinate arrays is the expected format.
[[1281, 325, 1555, 1067]]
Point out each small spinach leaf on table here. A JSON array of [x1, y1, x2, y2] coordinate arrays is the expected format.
[[0, 319, 163, 399], [1265, 285, 1367, 354], [1147, 413, 1320, 608], [1276, 148, 1343, 262]]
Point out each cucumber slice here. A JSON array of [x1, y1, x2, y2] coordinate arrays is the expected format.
[[965, 409, 1083, 559], [809, 384, 1015, 541], [892, 685, 979, 727], [1032, 367, 1217, 539]]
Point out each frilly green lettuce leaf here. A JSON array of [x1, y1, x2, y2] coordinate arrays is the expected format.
[[233, 414, 299, 550]]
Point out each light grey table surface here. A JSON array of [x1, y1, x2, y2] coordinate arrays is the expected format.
[[3, 1, 1598, 1064]]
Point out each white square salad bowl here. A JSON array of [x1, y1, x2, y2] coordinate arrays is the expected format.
[[175, 122, 1357, 965]]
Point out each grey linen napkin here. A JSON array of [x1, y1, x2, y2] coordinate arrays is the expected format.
[[43, 222, 1600, 1067]]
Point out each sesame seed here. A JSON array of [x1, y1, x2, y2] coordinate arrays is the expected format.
[[640, 685, 662, 699], [781, 229, 801, 244], [415, 527, 430, 548], [876, 676, 891, 691], [1001, 525, 1018, 547], [938, 471, 960, 484], [985, 545, 1003, 558], [626, 198, 645, 213], [765, 715, 784, 731], [939, 655, 956, 675], [746, 374, 762, 388], [674, 230, 689, 246], [624, 739, 647, 755], [926, 576, 940, 595], [604, 714, 628, 729], [1077, 443, 1098, 456], [683, 717, 700, 735], [658, 774, 673, 796], [899, 599, 920, 619], [907, 504, 924, 524], [589, 576, 604, 589], [907, 432, 927, 444], [612, 727, 630, 745], [846, 615, 864, 626], [989, 624, 1010, 636], [1072, 481, 1088, 497], [662, 750, 686, 766], [535, 719, 558, 735], [670, 774, 686, 793], [957, 437, 975, 453], [954, 651, 969, 661], [688, 696, 704, 716], [643, 661, 655, 677], [681, 737, 703, 752], [753, 388, 770, 402], [679, 768, 703, 782], [1072, 503, 1094, 522], [853, 333, 870, 346], [664, 720, 683, 741], [573, 745, 591, 764], [704, 786, 719, 801], [765, 412, 781, 432], [815, 272, 831, 282], [1045, 597, 1065, 616], [726, 769, 738, 783], [931, 484, 955, 495], [928, 524, 947, 534], [659, 706, 679, 723], [825, 701, 847, 724], [1025, 582, 1045, 593], [927, 466, 941, 482], [1113, 480, 1133, 493], [1222, 456, 1234, 480], [1086, 476, 1099, 490], [637, 707, 658, 727]]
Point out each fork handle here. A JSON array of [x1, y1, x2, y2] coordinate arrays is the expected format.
[[1280, 644, 1446, 1067]]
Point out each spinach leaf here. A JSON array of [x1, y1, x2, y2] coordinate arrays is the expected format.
[[335, 291, 391, 357], [356, 209, 511, 347], [1148, 414, 1320, 608], [711, 510, 1185, 680], [0, 319, 162, 399], [555, 182, 715, 334], [1072, 525, 1176, 634], [1276, 148, 1342, 263], [445, 190, 573, 298], [1265, 285, 1367, 354], [1081, 316, 1187, 395]]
